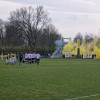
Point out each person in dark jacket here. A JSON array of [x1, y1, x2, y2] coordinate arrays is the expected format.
[[18, 52, 23, 66]]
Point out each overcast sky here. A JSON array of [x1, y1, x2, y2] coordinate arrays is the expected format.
[[0, 0, 100, 38]]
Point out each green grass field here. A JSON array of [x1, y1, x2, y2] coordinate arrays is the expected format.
[[0, 58, 100, 100]]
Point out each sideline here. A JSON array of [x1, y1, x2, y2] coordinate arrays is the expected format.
[[64, 94, 100, 100]]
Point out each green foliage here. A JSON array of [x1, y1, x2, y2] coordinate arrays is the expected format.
[[0, 46, 29, 54], [0, 59, 100, 100], [0, 45, 54, 54]]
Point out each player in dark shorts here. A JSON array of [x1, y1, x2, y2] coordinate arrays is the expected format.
[[36, 53, 41, 65], [18, 52, 23, 66]]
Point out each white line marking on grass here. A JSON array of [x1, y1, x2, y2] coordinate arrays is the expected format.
[[64, 94, 100, 100]]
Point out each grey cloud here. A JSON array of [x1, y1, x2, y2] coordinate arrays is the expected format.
[[0, 0, 100, 37]]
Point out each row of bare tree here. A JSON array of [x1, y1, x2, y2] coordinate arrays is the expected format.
[[0, 6, 99, 53], [0, 6, 62, 52]]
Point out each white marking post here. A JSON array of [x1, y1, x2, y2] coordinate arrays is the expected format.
[[65, 94, 100, 100]]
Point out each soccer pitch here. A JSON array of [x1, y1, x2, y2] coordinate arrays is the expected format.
[[0, 59, 100, 100]]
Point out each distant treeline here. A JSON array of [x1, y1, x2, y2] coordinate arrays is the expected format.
[[0, 6, 62, 53]]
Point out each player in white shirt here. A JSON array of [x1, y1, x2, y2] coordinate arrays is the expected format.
[[36, 53, 41, 65], [6, 56, 9, 64]]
